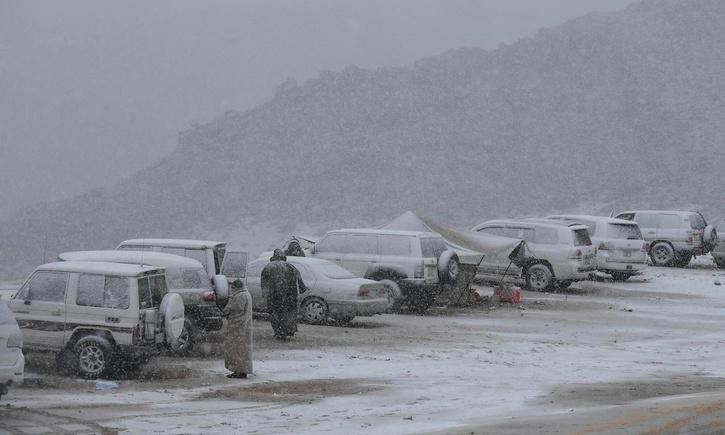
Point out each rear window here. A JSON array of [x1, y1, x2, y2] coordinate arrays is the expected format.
[[166, 268, 207, 289], [221, 251, 248, 278], [572, 229, 592, 246], [0, 301, 16, 326], [420, 237, 448, 258], [214, 247, 226, 274], [137, 274, 167, 307], [607, 223, 643, 240], [689, 214, 706, 230]]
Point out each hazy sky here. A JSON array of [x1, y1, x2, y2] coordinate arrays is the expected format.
[[0, 0, 635, 219]]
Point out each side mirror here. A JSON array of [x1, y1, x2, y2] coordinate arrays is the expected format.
[[212, 274, 229, 310]]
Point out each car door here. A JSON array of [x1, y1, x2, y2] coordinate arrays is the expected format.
[[630, 213, 658, 242], [9, 271, 69, 349], [656, 214, 685, 244], [220, 250, 248, 288], [343, 234, 380, 277]]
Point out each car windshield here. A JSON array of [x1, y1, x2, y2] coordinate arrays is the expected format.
[[165, 267, 207, 289], [607, 223, 643, 240], [315, 262, 356, 279], [689, 213, 706, 229], [0, 301, 16, 326], [420, 237, 448, 258]]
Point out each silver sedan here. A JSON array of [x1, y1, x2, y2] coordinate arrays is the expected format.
[[245, 256, 390, 324]]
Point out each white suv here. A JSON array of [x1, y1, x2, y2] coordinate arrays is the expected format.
[[547, 215, 648, 281], [117, 239, 229, 279], [308, 229, 459, 312], [472, 219, 596, 290], [615, 210, 718, 267], [9, 261, 185, 378], [0, 301, 24, 398]]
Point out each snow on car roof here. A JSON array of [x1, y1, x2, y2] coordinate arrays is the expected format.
[[618, 210, 700, 216], [327, 228, 438, 237], [37, 261, 163, 277], [546, 215, 637, 225], [477, 219, 588, 230], [118, 238, 226, 249], [59, 250, 204, 269]]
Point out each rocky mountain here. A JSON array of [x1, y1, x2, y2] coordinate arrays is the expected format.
[[2, 0, 724, 278]]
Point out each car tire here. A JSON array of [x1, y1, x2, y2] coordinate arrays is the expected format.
[[175, 317, 194, 354], [673, 253, 692, 268], [611, 272, 632, 282], [300, 298, 329, 325], [74, 335, 113, 379], [525, 264, 554, 291], [438, 250, 460, 284], [557, 280, 573, 289], [715, 259, 725, 270], [378, 279, 402, 312], [650, 242, 675, 267]]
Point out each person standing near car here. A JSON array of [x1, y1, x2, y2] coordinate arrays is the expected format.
[[221, 281, 253, 378], [262, 249, 307, 340]]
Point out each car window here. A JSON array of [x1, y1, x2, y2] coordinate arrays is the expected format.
[[575, 219, 597, 236], [608, 223, 643, 240], [16, 271, 68, 302], [501, 227, 522, 239], [166, 268, 207, 289], [149, 275, 167, 305], [347, 235, 379, 255], [380, 236, 412, 256], [477, 226, 503, 236], [533, 227, 558, 244], [161, 247, 186, 257], [633, 213, 658, 228], [184, 249, 208, 268], [77, 274, 130, 309], [315, 234, 348, 253], [616, 213, 635, 221], [221, 251, 248, 278], [420, 237, 448, 258], [290, 263, 315, 282], [572, 229, 592, 246], [214, 247, 226, 274], [658, 214, 682, 229], [0, 301, 17, 325], [137, 277, 153, 309], [688, 213, 706, 229]]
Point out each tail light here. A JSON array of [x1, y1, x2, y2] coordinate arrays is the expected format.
[[357, 287, 371, 297], [203, 291, 217, 302], [569, 249, 583, 259], [642, 242, 650, 252], [132, 324, 141, 345], [6, 332, 22, 348], [414, 263, 424, 279]]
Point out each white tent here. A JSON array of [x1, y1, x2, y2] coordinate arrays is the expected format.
[[381, 211, 529, 268]]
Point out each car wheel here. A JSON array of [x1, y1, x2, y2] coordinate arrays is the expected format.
[[525, 264, 553, 291], [378, 279, 402, 312], [74, 335, 113, 379], [175, 317, 194, 354], [301, 298, 328, 325], [611, 272, 632, 282], [650, 242, 675, 267], [673, 253, 692, 268], [438, 250, 460, 284], [716, 259, 725, 270]]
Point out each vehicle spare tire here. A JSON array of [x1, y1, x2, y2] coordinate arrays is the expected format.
[[438, 249, 460, 284], [160, 293, 186, 350], [213, 274, 230, 310], [704, 225, 719, 251]]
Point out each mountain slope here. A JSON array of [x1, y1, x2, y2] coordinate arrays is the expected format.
[[2, 0, 724, 278]]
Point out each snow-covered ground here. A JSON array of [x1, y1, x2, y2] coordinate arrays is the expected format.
[[3, 260, 725, 434]]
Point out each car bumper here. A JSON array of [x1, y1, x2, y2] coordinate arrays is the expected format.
[[597, 253, 648, 272], [672, 244, 709, 256], [328, 298, 390, 317], [554, 260, 596, 281], [0, 351, 24, 387]]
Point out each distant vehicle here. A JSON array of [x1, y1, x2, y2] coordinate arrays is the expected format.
[[57, 251, 229, 350], [0, 300, 24, 399], [615, 211, 719, 267], [307, 229, 460, 313], [246, 256, 389, 324], [546, 215, 648, 281], [9, 261, 185, 378], [711, 218, 725, 269], [472, 219, 597, 291], [117, 239, 236, 279]]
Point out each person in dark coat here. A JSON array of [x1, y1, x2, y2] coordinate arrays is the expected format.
[[285, 239, 306, 257], [261, 249, 307, 339]]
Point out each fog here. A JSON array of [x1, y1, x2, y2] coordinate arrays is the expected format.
[[0, 0, 634, 219]]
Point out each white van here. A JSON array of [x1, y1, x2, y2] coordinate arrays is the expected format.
[[547, 215, 648, 280], [58, 251, 228, 350], [9, 261, 185, 378], [472, 219, 596, 290]]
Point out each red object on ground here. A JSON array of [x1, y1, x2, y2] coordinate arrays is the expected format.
[[494, 286, 521, 304]]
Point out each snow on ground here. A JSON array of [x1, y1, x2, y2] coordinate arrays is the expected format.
[[3, 260, 725, 434]]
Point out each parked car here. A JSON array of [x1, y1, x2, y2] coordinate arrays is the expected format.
[[0, 300, 24, 399], [8, 261, 185, 378], [615, 210, 719, 267], [57, 251, 229, 350], [712, 218, 725, 269], [117, 239, 231, 279], [307, 229, 459, 312], [245, 256, 389, 324], [546, 215, 648, 281], [471, 219, 596, 291]]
